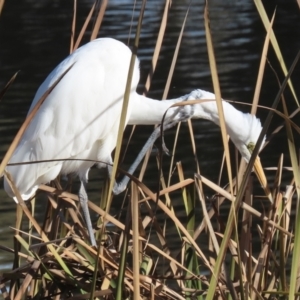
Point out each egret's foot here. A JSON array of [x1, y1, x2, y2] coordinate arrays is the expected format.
[[112, 181, 127, 195], [175, 89, 211, 121]]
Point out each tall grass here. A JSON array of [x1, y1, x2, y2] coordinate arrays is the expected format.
[[1, 0, 300, 299]]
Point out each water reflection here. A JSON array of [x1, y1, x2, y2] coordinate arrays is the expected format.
[[0, 0, 299, 270]]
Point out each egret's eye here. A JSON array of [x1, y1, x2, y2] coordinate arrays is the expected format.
[[247, 142, 255, 154]]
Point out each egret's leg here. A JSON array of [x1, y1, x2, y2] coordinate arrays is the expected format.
[[111, 120, 183, 195], [111, 93, 195, 194], [78, 180, 96, 246]]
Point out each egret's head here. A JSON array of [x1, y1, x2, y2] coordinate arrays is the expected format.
[[228, 113, 265, 162], [178, 89, 265, 162]]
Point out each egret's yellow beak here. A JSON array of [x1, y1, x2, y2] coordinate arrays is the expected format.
[[254, 156, 273, 203]]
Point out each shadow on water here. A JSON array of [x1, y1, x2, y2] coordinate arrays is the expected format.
[[0, 0, 299, 270]]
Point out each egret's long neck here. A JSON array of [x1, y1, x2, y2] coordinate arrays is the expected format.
[[128, 93, 188, 125], [128, 89, 258, 148], [127, 90, 236, 127]]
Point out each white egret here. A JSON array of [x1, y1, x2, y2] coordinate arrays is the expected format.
[[3, 38, 264, 246]]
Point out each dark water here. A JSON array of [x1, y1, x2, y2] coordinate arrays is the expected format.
[[0, 0, 299, 272]]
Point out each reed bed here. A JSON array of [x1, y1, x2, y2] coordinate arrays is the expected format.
[[1, 1, 300, 299]]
